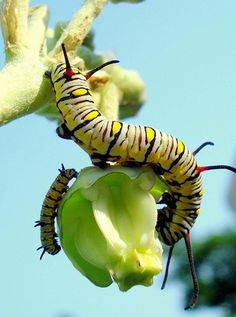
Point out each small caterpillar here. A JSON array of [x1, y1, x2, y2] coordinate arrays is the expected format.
[[42, 44, 236, 309], [35, 165, 78, 260]]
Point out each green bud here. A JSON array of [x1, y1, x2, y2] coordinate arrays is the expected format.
[[57, 166, 167, 291], [106, 66, 146, 119]]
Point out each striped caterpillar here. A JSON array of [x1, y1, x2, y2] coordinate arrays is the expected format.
[[35, 165, 78, 259], [39, 44, 236, 309]]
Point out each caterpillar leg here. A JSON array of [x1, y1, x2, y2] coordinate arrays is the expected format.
[[90, 153, 108, 169], [158, 192, 176, 208], [56, 123, 72, 140], [121, 161, 143, 168], [44, 70, 51, 78], [152, 163, 166, 175], [35, 164, 78, 259]]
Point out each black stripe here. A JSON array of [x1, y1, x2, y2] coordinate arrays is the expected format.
[[47, 195, 61, 202], [54, 63, 64, 74], [102, 121, 109, 142], [106, 122, 123, 156], [81, 109, 100, 120], [83, 119, 104, 134], [154, 131, 163, 154], [57, 95, 73, 104], [174, 215, 192, 227], [56, 178, 68, 185], [120, 125, 130, 146], [179, 192, 202, 200], [130, 125, 137, 150], [57, 93, 93, 105], [42, 205, 56, 210], [110, 121, 115, 138], [143, 128, 156, 163], [160, 226, 175, 245], [184, 172, 200, 182], [61, 85, 88, 95], [167, 147, 185, 172], [167, 135, 175, 160], [175, 208, 198, 212], [72, 104, 95, 122], [138, 126, 142, 151], [71, 120, 92, 134]]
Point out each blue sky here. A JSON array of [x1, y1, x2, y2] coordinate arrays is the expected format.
[[1, 1, 236, 316]]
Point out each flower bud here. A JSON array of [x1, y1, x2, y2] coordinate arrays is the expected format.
[[57, 166, 166, 291]]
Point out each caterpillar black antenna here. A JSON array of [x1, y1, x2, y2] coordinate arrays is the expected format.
[[193, 141, 214, 156], [61, 43, 74, 77], [161, 244, 174, 290], [85, 60, 119, 79], [184, 232, 199, 310]]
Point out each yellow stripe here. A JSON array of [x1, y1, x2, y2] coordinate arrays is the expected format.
[[72, 68, 79, 74], [112, 121, 122, 135], [84, 110, 100, 121], [199, 189, 204, 196], [146, 127, 155, 143], [72, 88, 88, 96], [177, 139, 184, 154]]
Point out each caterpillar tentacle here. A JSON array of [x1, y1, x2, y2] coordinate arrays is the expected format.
[[184, 233, 199, 310], [161, 244, 174, 290], [193, 141, 214, 156]]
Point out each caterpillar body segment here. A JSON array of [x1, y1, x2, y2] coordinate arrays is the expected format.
[[35, 166, 78, 259]]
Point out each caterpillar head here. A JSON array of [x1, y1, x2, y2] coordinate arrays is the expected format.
[[45, 43, 119, 83]]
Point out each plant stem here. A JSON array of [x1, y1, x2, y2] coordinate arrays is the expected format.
[[49, 0, 109, 59], [0, 0, 109, 126]]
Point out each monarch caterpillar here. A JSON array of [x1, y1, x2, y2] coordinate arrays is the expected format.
[[43, 44, 236, 309], [35, 165, 78, 260]]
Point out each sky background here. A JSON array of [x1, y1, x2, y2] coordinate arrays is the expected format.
[[1, 1, 236, 316]]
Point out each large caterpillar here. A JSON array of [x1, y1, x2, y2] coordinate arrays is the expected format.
[[41, 44, 236, 309]]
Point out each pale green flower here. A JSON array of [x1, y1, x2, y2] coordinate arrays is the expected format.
[[57, 166, 167, 291]]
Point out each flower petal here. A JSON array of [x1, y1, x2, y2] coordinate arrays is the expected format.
[[58, 166, 166, 290], [58, 190, 112, 287]]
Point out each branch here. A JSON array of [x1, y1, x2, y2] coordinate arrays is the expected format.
[[28, 5, 49, 55], [0, 58, 53, 125], [49, 0, 108, 59], [1, 0, 30, 60]]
